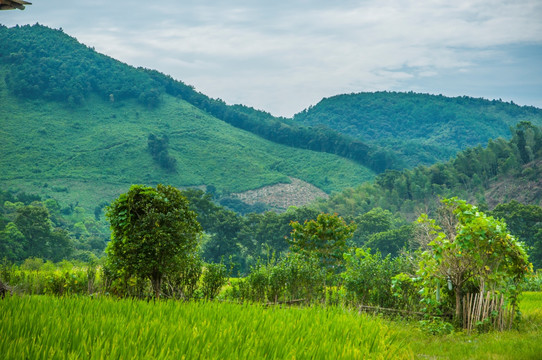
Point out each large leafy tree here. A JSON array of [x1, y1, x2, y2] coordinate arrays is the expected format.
[[106, 184, 202, 299], [417, 198, 531, 324], [9, 203, 74, 261], [14, 204, 51, 258], [289, 213, 356, 272]]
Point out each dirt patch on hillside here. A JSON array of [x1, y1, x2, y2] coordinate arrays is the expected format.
[[233, 177, 329, 210], [485, 160, 542, 209]]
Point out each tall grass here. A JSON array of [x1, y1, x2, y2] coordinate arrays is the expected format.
[[1, 296, 412, 359]]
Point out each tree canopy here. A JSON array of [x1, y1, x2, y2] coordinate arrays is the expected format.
[[289, 213, 356, 272], [106, 184, 202, 298]]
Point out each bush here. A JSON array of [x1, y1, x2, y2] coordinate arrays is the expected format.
[[201, 263, 228, 300], [342, 248, 417, 309], [227, 253, 326, 304]]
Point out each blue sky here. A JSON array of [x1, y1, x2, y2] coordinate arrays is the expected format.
[[1, 0, 541, 117]]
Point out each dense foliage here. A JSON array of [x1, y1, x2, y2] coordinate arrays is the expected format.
[[317, 122, 542, 219], [416, 198, 531, 327], [295, 92, 542, 167], [488, 201, 542, 269], [0, 190, 107, 263], [106, 184, 202, 298], [147, 134, 177, 172], [316, 122, 542, 266], [0, 25, 160, 107], [289, 213, 356, 272], [181, 189, 321, 273]]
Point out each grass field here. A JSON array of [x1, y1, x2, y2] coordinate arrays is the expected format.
[[1, 296, 410, 359], [1, 292, 541, 359]]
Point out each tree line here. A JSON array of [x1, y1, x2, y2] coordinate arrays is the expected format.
[[5, 186, 533, 333], [0, 190, 107, 263]]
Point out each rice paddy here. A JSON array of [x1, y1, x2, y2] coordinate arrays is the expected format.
[[2, 293, 541, 359], [1, 296, 411, 359]]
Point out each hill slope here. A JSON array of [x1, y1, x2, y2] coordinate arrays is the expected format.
[[294, 92, 542, 166], [0, 62, 374, 213], [0, 76, 375, 210]]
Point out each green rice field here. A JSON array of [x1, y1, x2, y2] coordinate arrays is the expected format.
[[1, 296, 410, 359], [1, 292, 541, 359]]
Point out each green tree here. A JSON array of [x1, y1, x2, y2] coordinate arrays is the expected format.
[[489, 201, 542, 270], [0, 222, 25, 261], [14, 204, 51, 259], [354, 207, 394, 245], [364, 224, 414, 258], [289, 213, 356, 273], [416, 198, 531, 325], [106, 184, 202, 299], [201, 262, 228, 300]]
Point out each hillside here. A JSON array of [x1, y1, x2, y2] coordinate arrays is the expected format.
[[3, 23, 542, 216], [0, 24, 381, 213], [294, 92, 542, 167], [315, 121, 542, 221], [0, 24, 398, 174], [0, 73, 375, 212]]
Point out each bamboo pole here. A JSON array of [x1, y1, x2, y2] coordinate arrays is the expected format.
[[499, 294, 504, 331], [464, 293, 468, 331], [468, 293, 473, 332], [468, 293, 474, 332], [484, 291, 491, 320]]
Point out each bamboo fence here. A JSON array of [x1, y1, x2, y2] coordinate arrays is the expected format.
[[462, 290, 514, 333]]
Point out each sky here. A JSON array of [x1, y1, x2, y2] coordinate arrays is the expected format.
[[1, 0, 542, 117]]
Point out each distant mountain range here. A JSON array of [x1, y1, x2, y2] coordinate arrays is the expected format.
[[295, 92, 542, 167], [2, 24, 542, 214]]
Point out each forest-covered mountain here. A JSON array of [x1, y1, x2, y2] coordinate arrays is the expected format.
[[3, 24, 542, 205], [0, 24, 398, 174], [0, 24, 379, 215], [294, 92, 542, 166], [316, 121, 542, 219]]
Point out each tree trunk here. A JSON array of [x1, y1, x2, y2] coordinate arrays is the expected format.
[[455, 286, 462, 325], [151, 274, 162, 300]]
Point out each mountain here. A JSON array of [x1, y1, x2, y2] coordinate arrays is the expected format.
[[0, 24, 375, 214], [294, 92, 542, 167]]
